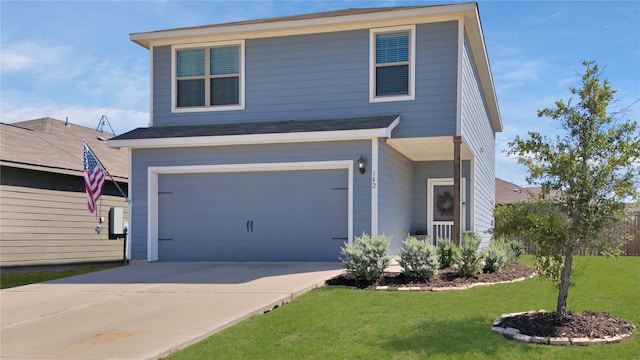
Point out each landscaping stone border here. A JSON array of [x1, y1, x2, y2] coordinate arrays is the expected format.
[[491, 310, 635, 346], [372, 274, 536, 292]]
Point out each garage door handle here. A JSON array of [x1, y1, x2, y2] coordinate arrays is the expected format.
[[250, 220, 254, 232]]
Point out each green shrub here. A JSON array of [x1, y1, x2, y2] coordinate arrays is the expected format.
[[483, 241, 510, 273], [508, 240, 525, 260], [436, 238, 460, 269], [399, 236, 439, 280], [483, 239, 525, 273], [340, 233, 391, 284], [457, 231, 483, 277]]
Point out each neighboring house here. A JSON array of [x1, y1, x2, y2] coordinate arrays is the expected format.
[[495, 178, 541, 205], [494, 179, 640, 256], [109, 3, 502, 262], [0, 117, 129, 267]]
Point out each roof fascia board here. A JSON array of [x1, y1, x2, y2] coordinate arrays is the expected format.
[[131, 4, 476, 48], [108, 123, 399, 149], [0, 161, 128, 181], [462, 8, 502, 132], [385, 116, 400, 138], [1, 161, 82, 177]]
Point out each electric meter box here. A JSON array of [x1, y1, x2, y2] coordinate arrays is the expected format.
[[109, 206, 125, 238]]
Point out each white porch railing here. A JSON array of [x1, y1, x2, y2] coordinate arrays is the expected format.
[[432, 222, 454, 244]]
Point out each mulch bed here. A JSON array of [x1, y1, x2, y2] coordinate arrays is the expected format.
[[326, 263, 636, 341], [325, 263, 535, 290], [497, 310, 636, 339]]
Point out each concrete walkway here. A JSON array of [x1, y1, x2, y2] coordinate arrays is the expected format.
[[0, 262, 344, 360]]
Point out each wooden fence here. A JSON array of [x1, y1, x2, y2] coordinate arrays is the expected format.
[[522, 211, 640, 256]]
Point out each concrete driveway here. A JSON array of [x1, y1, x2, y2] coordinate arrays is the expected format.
[[0, 262, 343, 360]]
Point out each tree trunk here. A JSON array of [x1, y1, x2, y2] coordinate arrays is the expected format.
[[556, 245, 574, 317]]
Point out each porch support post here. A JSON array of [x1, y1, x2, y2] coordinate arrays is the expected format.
[[453, 136, 462, 246]]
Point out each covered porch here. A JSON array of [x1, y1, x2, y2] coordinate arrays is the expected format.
[[386, 136, 474, 245]]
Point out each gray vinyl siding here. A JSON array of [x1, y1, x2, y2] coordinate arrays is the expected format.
[[377, 140, 413, 255], [411, 160, 471, 237], [151, 21, 459, 138], [460, 33, 496, 246], [0, 167, 128, 267], [129, 140, 371, 260]]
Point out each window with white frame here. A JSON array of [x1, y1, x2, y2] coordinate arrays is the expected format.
[[173, 41, 244, 111], [369, 25, 415, 103]]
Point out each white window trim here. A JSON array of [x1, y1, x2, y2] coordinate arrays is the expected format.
[[369, 25, 416, 103], [171, 40, 245, 113]]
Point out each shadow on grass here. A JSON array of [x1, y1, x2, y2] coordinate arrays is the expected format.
[[378, 315, 543, 358]]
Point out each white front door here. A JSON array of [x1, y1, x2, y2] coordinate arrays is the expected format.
[[427, 178, 465, 244]]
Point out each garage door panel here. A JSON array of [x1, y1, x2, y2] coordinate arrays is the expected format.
[[160, 238, 346, 261], [157, 169, 347, 261]]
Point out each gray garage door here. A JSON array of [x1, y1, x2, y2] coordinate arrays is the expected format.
[[157, 169, 348, 261]]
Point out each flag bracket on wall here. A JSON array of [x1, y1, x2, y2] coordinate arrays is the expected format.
[[83, 140, 128, 218]]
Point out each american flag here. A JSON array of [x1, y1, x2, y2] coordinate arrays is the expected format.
[[84, 144, 106, 215]]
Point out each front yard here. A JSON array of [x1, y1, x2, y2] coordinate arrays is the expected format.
[[0, 265, 118, 289], [166, 256, 639, 359]]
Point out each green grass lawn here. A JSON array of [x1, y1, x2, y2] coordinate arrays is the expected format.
[[167, 256, 639, 360], [0, 265, 117, 289]]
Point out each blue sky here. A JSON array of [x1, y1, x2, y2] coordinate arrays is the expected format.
[[1, 0, 639, 186]]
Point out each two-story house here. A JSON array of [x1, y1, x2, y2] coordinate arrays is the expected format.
[[109, 3, 502, 262]]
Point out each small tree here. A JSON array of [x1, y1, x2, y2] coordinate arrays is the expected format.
[[504, 61, 640, 316]]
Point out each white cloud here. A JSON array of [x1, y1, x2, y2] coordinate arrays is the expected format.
[[1, 51, 34, 72], [1, 39, 149, 131], [1, 41, 70, 78], [74, 57, 149, 109], [493, 60, 545, 93]]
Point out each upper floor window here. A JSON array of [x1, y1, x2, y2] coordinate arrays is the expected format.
[[172, 40, 245, 112], [369, 25, 415, 103]]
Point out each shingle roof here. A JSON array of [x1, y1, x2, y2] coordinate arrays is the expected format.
[[495, 178, 541, 205], [1, 117, 128, 180], [111, 115, 399, 141]]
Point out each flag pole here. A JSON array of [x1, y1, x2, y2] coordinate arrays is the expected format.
[[83, 139, 128, 202], [83, 139, 130, 265]]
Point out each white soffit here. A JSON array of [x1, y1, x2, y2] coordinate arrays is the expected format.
[[387, 136, 473, 161]]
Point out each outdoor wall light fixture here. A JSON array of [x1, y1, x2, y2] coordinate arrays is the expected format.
[[358, 156, 366, 174], [95, 217, 103, 234]]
